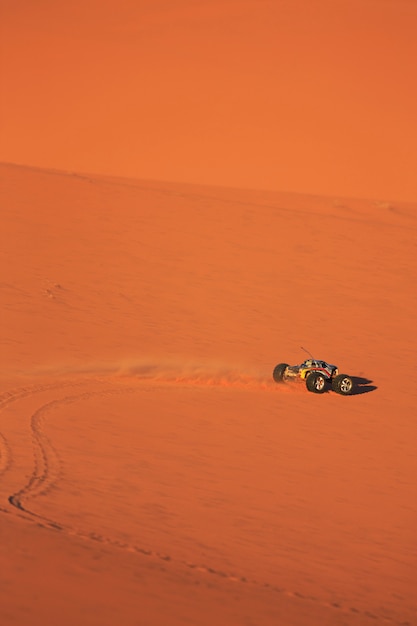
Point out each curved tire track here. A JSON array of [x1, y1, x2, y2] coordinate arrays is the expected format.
[[4, 383, 140, 526], [0, 382, 79, 481], [0, 380, 93, 519]]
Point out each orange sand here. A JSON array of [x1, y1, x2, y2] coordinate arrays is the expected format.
[[0, 163, 416, 625]]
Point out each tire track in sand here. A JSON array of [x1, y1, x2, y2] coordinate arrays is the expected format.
[[0, 382, 82, 481], [0, 387, 44, 480], [0, 379, 94, 519]]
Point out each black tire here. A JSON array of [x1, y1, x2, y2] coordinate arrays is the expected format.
[[273, 363, 289, 383], [306, 372, 326, 394], [332, 374, 353, 395]]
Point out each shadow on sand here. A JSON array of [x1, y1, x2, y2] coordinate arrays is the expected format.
[[350, 376, 377, 395]]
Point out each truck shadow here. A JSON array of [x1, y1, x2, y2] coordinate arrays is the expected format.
[[350, 376, 377, 395]]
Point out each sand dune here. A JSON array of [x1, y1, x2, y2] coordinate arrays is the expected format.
[[0, 163, 416, 625]]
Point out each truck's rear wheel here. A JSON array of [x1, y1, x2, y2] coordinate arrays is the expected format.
[[273, 363, 289, 383]]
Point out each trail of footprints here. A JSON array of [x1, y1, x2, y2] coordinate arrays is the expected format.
[[0, 379, 411, 626]]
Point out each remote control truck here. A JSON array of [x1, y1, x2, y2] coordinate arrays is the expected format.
[[273, 358, 354, 395]]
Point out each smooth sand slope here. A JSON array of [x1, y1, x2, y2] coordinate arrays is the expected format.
[[0, 163, 416, 625]]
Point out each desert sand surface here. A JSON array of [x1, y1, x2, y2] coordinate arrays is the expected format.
[[0, 163, 416, 625]]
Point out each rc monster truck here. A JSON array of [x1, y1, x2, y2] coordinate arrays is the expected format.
[[272, 358, 354, 395]]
